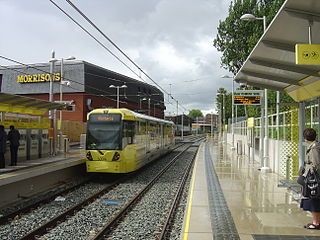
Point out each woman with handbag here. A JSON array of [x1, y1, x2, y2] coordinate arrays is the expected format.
[[300, 128, 320, 229]]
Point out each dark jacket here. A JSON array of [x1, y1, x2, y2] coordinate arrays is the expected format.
[[0, 130, 7, 153], [7, 129, 20, 146]]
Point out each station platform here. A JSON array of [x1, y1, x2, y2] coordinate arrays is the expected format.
[[182, 139, 320, 240], [0, 144, 85, 209], [0, 145, 85, 180]]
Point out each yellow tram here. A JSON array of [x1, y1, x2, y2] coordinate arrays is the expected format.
[[85, 108, 175, 173]]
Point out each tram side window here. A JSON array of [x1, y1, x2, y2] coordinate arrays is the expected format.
[[138, 121, 146, 135], [123, 121, 135, 145]]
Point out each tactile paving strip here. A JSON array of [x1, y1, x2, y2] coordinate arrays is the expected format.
[[204, 143, 240, 240], [253, 235, 320, 240]]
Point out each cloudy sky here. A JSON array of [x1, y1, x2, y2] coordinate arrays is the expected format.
[[0, 0, 233, 115]]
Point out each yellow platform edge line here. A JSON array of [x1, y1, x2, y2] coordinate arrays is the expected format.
[[183, 144, 201, 240]]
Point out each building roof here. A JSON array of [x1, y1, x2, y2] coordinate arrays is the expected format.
[[235, 0, 320, 102], [0, 92, 65, 115]]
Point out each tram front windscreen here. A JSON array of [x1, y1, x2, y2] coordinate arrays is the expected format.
[[86, 113, 122, 150]]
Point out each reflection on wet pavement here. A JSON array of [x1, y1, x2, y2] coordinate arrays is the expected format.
[[208, 140, 320, 238]]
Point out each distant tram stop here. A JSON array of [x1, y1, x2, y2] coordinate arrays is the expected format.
[[0, 92, 65, 164]]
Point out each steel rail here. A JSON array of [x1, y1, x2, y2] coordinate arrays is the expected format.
[[0, 178, 91, 225], [17, 176, 127, 240], [16, 140, 199, 240], [91, 143, 193, 240], [158, 146, 198, 239]]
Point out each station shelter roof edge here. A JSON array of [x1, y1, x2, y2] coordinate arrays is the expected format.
[[0, 92, 65, 115]]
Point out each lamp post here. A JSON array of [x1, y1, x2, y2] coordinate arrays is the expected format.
[[49, 50, 58, 156], [240, 14, 266, 32], [109, 84, 127, 108], [217, 92, 225, 141], [141, 97, 151, 115], [240, 13, 271, 172], [153, 102, 160, 117], [210, 111, 213, 138], [59, 56, 75, 152], [221, 74, 235, 149], [139, 97, 143, 110]]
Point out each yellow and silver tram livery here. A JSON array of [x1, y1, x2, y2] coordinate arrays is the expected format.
[[85, 108, 175, 173]]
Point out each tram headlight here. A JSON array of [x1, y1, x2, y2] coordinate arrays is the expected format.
[[86, 151, 93, 161], [112, 152, 120, 161]]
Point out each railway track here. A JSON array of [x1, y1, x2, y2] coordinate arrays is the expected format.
[[0, 178, 92, 225], [91, 145, 198, 240], [0, 135, 204, 240]]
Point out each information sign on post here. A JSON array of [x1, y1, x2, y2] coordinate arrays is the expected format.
[[233, 95, 261, 105]]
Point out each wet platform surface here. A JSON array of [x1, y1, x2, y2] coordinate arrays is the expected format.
[[182, 139, 320, 240]]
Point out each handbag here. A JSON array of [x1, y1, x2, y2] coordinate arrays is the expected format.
[[298, 168, 320, 198]]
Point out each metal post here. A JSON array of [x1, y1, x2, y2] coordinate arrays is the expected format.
[[309, 20, 313, 44], [299, 101, 306, 168], [223, 94, 225, 127], [235, 105, 237, 135], [283, 113, 286, 140], [176, 100, 178, 116], [231, 80, 235, 149], [262, 16, 267, 32], [116, 87, 120, 108], [318, 97, 320, 140], [197, 116, 199, 135], [148, 98, 151, 115], [311, 104, 314, 128], [49, 50, 56, 156], [59, 58, 64, 152], [260, 100, 264, 168], [211, 112, 213, 138], [181, 113, 184, 140], [261, 89, 270, 172], [276, 91, 280, 140]]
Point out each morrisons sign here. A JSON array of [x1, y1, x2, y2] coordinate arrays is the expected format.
[[17, 73, 61, 83]]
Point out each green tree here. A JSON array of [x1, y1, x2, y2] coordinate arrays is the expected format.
[[214, 0, 294, 119], [213, 0, 285, 75], [188, 109, 204, 119]]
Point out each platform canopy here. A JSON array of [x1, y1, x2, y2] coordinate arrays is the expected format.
[[234, 0, 320, 102], [0, 92, 65, 115]]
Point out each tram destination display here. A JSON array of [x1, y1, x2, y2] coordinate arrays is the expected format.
[[233, 95, 261, 105]]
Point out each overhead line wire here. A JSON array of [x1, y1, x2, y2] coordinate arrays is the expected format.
[[48, 0, 146, 84], [61, 0, 188, 113], [65, 0, 165, 92]]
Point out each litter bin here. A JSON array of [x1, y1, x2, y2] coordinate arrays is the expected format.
[[64, 138, 70, 153], [237, 140, 242, 155], [80, 134, 86, 149]]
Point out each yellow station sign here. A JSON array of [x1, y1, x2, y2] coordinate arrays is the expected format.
[[295, 44, 320, 65]]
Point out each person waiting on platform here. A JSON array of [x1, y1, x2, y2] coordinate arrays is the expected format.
[[299, 128, 320, 229], [7, 125, 20, 166], [0, 125, 7, 168]]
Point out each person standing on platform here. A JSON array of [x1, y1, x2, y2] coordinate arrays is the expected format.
[[299, 128, 320, 229], [7, 125, 20, 166], [0, 125, 7, 168]]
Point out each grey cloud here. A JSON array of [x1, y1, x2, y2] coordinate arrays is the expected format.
[[0, 0, 232, 114]]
